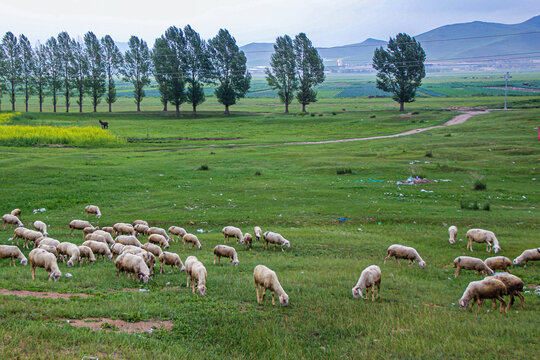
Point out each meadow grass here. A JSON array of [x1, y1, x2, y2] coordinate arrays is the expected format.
[[0, 84, 538, 359]]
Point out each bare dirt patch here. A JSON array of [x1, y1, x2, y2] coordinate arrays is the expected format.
[[64, 318, 173, 333], [0, 288, 90, 299]]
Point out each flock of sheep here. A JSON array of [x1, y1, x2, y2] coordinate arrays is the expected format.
[[1, 206, 539, 310]]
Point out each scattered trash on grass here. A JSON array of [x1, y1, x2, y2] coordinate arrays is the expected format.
[[138, 289, 150, 293], [335, 217, 348, 223], [32, 208, 46, 214], [196, 229, 204, 233], [397, 177, 438, 185], [421, 189, 434, 193], [65, 273, 72, 278]]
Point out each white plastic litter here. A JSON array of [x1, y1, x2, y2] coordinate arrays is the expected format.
[[139, 289, 150, 293], [65, 273, 73, 278], [196, 229, 204, 233]]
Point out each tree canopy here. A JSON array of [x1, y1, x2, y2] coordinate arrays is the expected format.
[[265, 35, 297, 113]]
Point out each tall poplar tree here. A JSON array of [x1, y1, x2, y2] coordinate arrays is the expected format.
[[45, 37, 62, 112], [152, 37, 172, 111], [1, 32, 21, 111], [57, 32, 74, 112], [101, 35, 123, 112], [208, 29, 251, 115], [164, 26, 186, 117], [71, 39, 88, 112], [122, 36, 151, 112], [34, 43, 49, 112], [19, 34, 34, 112], [84, 32, 106, 112], [265, 35, 297, 114], [293, 33, 325, 113], [183, 25, 211, 116]]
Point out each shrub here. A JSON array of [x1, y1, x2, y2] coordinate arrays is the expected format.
[[473, 180, 487, 190], [336, 168, 352, 175], [310, 113, 316, 117], [332, 112, 337, 115], [199, 165, 209, 171], [255, 171, 262, 176], [412, 111, 420, 115], [425, 150, 433, 158], [370, 115, 376, 118], [482, 203, 491, 211]]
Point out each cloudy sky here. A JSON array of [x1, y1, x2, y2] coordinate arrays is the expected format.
[[0, 0, 538, 46]]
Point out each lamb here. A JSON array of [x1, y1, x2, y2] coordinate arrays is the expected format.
[[493, 273, 525, 310], [132, 220, 149, 227], [114, 223, 136, 236], [2, 214, 23, 229], [35, 237, 60, 248], [168, 226, 187, 242], [352, 265, 382, 301], [29, 248, 62, 281], [84, 205, 101, 218], [253, 265, 289, 306], [38, 244, 59, 258], [115, 253, 151, 283], [262, 231, 291, 252], [86, 230, 114, 245], [78, 245, 96, 264], [484, 256, 512, 272], [242, 233, 253, 250], [512, 248, 540, 267], [81, 240, 113, 261], [384, 244, 426, 269], [0, 245, 28, 266], [142, 242, 163, 258], [254, 226, 262, 242], [459, 277, 507, 313], [452, 256, 494, 278], [69, 220, 92, 236], [134, 224, 149, 237], [185, 256, 199, 288], [148, 234, 170, 249], [448, 225, 457, 244], [222, 226, 243, 243], [213, 245, 239, 265], [158, 252, 185, 274], [189, 260, 207, 296], [10, 208, 21, 216], [182, 233, 202, 250], [466, 228, 501, 253], [115, 235, 142, 248], [13, 227, 43, 249], [146, 227, 170, 241], [56, 242, 81, 267]]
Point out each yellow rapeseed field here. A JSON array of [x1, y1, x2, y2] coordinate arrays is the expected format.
[[0, 112, 21, 124], [0, 124, 121, 146]]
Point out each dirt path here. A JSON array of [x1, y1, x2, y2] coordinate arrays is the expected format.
[[142, 110, 490, 152], [487, 86, 540, 93]]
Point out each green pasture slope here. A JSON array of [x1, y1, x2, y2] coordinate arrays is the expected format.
[[0, 77, 539, 359]]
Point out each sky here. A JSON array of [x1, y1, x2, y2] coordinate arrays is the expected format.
[[0, 0, 538, 47]]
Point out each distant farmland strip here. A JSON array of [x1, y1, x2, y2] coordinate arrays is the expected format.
[[334, 85, 391, 98]]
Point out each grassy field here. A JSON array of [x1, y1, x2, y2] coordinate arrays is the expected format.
[[0, 74, 539, 359]]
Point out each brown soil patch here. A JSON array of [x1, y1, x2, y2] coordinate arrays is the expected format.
[[64, 318, 173, 334], [397, 114, 413, 118], [0, 288, 90, 299]]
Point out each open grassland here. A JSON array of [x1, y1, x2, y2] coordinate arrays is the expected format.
[[0, 81, 539, 359]]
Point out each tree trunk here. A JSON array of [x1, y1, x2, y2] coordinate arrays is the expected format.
[[94, 102, 97, 112], [175, 104, 180, 118], [53, 92, 57, 113], [302, 103, 306, 113], [79, 92, 83, 113], [399, 102, 404, 112], [285, 102, 289, 114], [11, 85, 15, 111], [192, 103, 197, 117], [137, 100, 140, 112], [163, 101, 168, 112], [224, 104, 229, 116], [109, 102, 112, 112]]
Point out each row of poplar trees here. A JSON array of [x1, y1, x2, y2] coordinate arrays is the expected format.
[[0, 27, 251, 116]]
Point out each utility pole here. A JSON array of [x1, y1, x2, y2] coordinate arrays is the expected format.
[[504, 72, 511, 110]]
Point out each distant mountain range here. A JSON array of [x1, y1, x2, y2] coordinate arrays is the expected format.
[[241, 15, 540, 71]]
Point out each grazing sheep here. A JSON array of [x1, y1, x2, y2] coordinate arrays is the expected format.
[[78, 245, 96, 264], [484, 256, 513, 272], [101, 226, 115, 236], [132, 220, 149, 227], [254, 226, 262, 242], [82, 226, 99, 238], [213, 245, 239, 265], [253, 265, 289, 306], [182, 233, 202, 250], [35, 237, 60, 248], [32, 221, 48, 237], [134, 224, 149, 237], [158, 252, 185, 274], [115, 253, 151, 283], [114, 223, 136, 236], [448, 225, 457, 244], [146, 227, 170, 241], [10, 208, 21, 217], [85, 205, 101, 218], [493, 273, 525, 310], [452, 256, 494, 278], [38, 244, 59, 258], [185, 256, 198, 288], [168, 226, 187, 242], [189, 261, 207, 296], [81, 240, 113, 261], [242, 233, 253, 250], [29, 248, 62, 281], [2, 214, 23, 229], [0, 245, 28, 266], [263, 231, 291, 251], [69, 220, 92, 236], [115, 235, 142, 248], [13, 228, 43, 249], [222, 226, 243, 243], [86, 230, 114, 245], [142, 242, 163, 258], [120, 245, 145, 254], [148, 234, 170, 249], [352, 265, 381, 301], [56, 242, 81, 267], [120, 249, 156, 275], [384, 244, 426, 269], [110, 243, 126, 258], [466, 229, 501, 253], [459, 277, 507, 313], [513, 248, 540, 267]]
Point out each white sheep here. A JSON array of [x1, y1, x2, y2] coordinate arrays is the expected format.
[[492, 273, 525, 310], [146, 227, 170, 241], [168, 226, 187, 242], [78, 245, 96, 264], [185, 256, 199, 288], [189, 261, 207, 297], [158, 252, 185, 274], [222, 226, 243, 243], [69, 220, 92, 236], [110, 243, 126, 258], [448, 225, 457, 244], [242, 233, 253, 250], [213, 245, 239, 265], [56, 242, 81, 267], [13, 227, 43, 249], [10, 208, 21, 216], [115, 253, 151, 283], [132, 220, 149, 227], [32, 221, 48, 237], [101, 226, 115, 236], [114, 223, 136, 236], [82, 226, 99, 238], [452, 256, 494, 278], [253, 265, 289, 306], [38, 244, 59, 258], [182, 233, 202, 250], [352, 265, 381, 301], [148, 234, 170, 249], [86, 230, 114, 245], [35, 237, 60, 248], [0, 245, 28, 266], [134, 224, 149, 237], [384, 244, 426, 269], [142, 242, 163, 258], [459, 277, 507, 313], [484, 256, 512, 272], [81, 240, 113, 261], [29, 248, 62, 281], [2, 214, 23, 229], [262, 231, 291, 251], [254, 226, 262, 242], [85, 205, 101, 218], [120, 250, 156, 275], [466, 228, 501, 253], [115, 235, 142, 248], [512, 248, 540, 267]]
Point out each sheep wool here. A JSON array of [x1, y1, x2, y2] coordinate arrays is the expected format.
[[352, 265, 381, 301], [253, 265, 289, 306]]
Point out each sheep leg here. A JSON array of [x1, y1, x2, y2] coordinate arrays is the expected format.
[[186, 275, 190, 288], [183, 240, 186, 249], [10, 257, 15, 267], [70, 228, 74, 236], [160, 263, 164, 274], [31, 265, 36, 280], [213, 255, 216, 265], [497, 296, 507, 313], [372, 287, 376, 302], [491, 299, 497, 309], [376, 282, 380, 299], [477, 299, 483, 312], [395, 258, 400, 266], [261, 288, 266, 303], [455, 267, 461, 278], [255, 282, 260, 303], [272, 292, 275, 305], [384, 255, 390, 264]]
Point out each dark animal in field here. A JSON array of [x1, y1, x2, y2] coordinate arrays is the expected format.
[[99, 120, 109, 129]]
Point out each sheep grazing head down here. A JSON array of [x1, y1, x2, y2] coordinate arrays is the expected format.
[[197, 284, 207, 297], [459, 298, 469, 310], [283, 240, 291, 248], [493, 246, 501, 254], [279, 293, 289, 307], [20, 258, 28, 266], [418, 260, 426, 269], [50, 270, 62, 282], [232, 259, 239, 266], [138, 272, 149, 283], [351, 287, 362, 300], [180, 265, 186, 272]]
